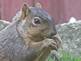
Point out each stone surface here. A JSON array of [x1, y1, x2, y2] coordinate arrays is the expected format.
[[56, 21, 81, 57], [0, 20, 10, 30]]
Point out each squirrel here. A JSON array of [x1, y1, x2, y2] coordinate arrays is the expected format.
[[0, 4, 61, 61]]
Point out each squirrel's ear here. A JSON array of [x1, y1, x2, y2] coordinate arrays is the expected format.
[[35, 2, 42, 8], [20, 3, 30, 20]]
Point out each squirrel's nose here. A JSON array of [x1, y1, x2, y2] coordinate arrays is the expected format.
[[50, 32, 56, 37], [48, 32, 57, 38]]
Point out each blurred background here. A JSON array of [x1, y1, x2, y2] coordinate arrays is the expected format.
[[0, 0, 81, 24], [0, 0, 81, 61]]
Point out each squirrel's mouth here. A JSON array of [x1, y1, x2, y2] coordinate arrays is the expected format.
[[41, 32, 56, 40]]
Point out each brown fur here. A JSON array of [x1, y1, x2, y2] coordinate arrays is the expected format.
[[17, 4, 62, 61]]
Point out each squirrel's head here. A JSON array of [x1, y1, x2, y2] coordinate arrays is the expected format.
[[17, 4, 57, 42]]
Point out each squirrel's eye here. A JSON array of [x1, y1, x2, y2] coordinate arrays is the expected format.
[[34, 18, 41, 24], [32, 17, 41, 26]]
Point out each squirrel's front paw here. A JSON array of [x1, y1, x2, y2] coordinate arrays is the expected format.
[[42, 38, 57, 50]]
